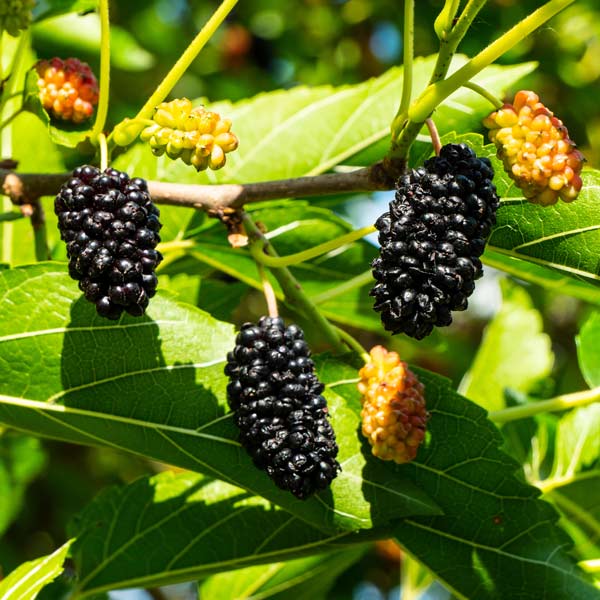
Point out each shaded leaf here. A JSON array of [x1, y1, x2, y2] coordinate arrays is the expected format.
[[0, 540, 73, 600], [0, 264, 439, 533], [70, 471, 370, 596], [320, 356, 599, 600], [460, 280, 553, 412], [0, 434, 46, 536], [175, 202, 382, 332], [577, 312, 600, 387]]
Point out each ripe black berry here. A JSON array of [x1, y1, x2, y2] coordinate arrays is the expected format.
[[225, 317, 340, 499], [371, 143, 499, 339], [55, 165, 162, 319]]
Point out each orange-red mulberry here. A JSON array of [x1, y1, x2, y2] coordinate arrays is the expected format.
[[358, 346, 428, 464], [35, 58, 99, 124]]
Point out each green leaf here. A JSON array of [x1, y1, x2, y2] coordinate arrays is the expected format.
[[451, 134, 600, 299], [32, 0, 98, 23], [198, 548, 364, 600], [115, 57, 535, 185], [577, 312, 600, 387], [322, 357, 599, 600], [69, 471, 369, 596], [0, 433, 46, 536], [460, 280, 553, 412], [0, 264, 439, 533], [542, 405, 600, 492], [0, 540, 73, 600], [483, 249, 600, 306]]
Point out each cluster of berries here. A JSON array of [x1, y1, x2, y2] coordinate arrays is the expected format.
[[0, 0, 35, 37], [55, 166, 162, 319], [371, 143, 500, 339], [358, 346, 428, 464], [483, 90, 584, 206], [35, 58, 99, 124], [140, 98, 239, 171], [224, 317, 340, 499]]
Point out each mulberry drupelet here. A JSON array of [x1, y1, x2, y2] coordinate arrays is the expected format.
[[225, 317, 340, 499], [371, 143, 500, 339], [55, 165, 162, 319]]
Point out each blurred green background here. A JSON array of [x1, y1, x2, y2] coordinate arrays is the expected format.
[[1, 1, 599, 598]]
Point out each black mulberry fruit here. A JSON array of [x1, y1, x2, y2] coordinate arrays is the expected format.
[[371, 143, 500, 339], [225, 317, 340, 499], [55, 165, 162, 319]]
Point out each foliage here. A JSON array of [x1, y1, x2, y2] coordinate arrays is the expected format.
[[0, 1, 599, 600]]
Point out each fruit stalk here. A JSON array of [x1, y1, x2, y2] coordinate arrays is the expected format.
[[242, 212, 346, 353], [91, 0, 110, 140], [390, 0, 575, 160], [133, 0, 239, 125], [249, 225, 376, 268]]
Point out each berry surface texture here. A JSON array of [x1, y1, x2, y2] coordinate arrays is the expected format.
[[55, 166, 162, 319], [224, 317, 340, 499]]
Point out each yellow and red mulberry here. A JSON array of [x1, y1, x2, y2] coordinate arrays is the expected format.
[[358, 346, 428, 464], [35, 58, 99, 124], [483, 90, 584, 206], [140, 98, 239, 172]]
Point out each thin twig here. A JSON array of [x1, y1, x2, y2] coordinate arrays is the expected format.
[[0, 167, 389, 211], [425, 118, 442, 156]]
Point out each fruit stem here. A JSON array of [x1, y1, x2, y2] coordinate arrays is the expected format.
[[425, 118, 442, 156], [333, 325, 368, 358], [396, 0, 415, 121], [133, 0, 238, 124], [311, 270, 374, 305], [91, 0, 110, 141], [389, 0, 574, 159], [98, 132, 108, 170], [248, 225, 376, 268], [489, 386, 600, 424], [256, 261, 279, 318], [242, 212, 346, 354], [463, 81, 503, 109]]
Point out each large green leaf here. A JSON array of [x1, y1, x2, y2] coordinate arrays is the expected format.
[[320, 357, 598, 600], [0, 540, 73, 600], [451, 134, 600, 300], [460, 280, 553, 412], [0, 433, 46, 536], [198, 548, 364, 600], [115, 57, 535, 185], [0, 264, 439, 533], [577, 312, 600, 388], [69, 471, 369, 596]]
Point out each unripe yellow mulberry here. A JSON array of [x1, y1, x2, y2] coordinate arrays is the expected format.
[[358, 346, 428, 464], [140, 98, 239, 172], [35, 58, 99, 124], [483, 90, 584, 206]]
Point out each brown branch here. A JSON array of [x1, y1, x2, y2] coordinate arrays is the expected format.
[[0, 166, 392, 212]]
